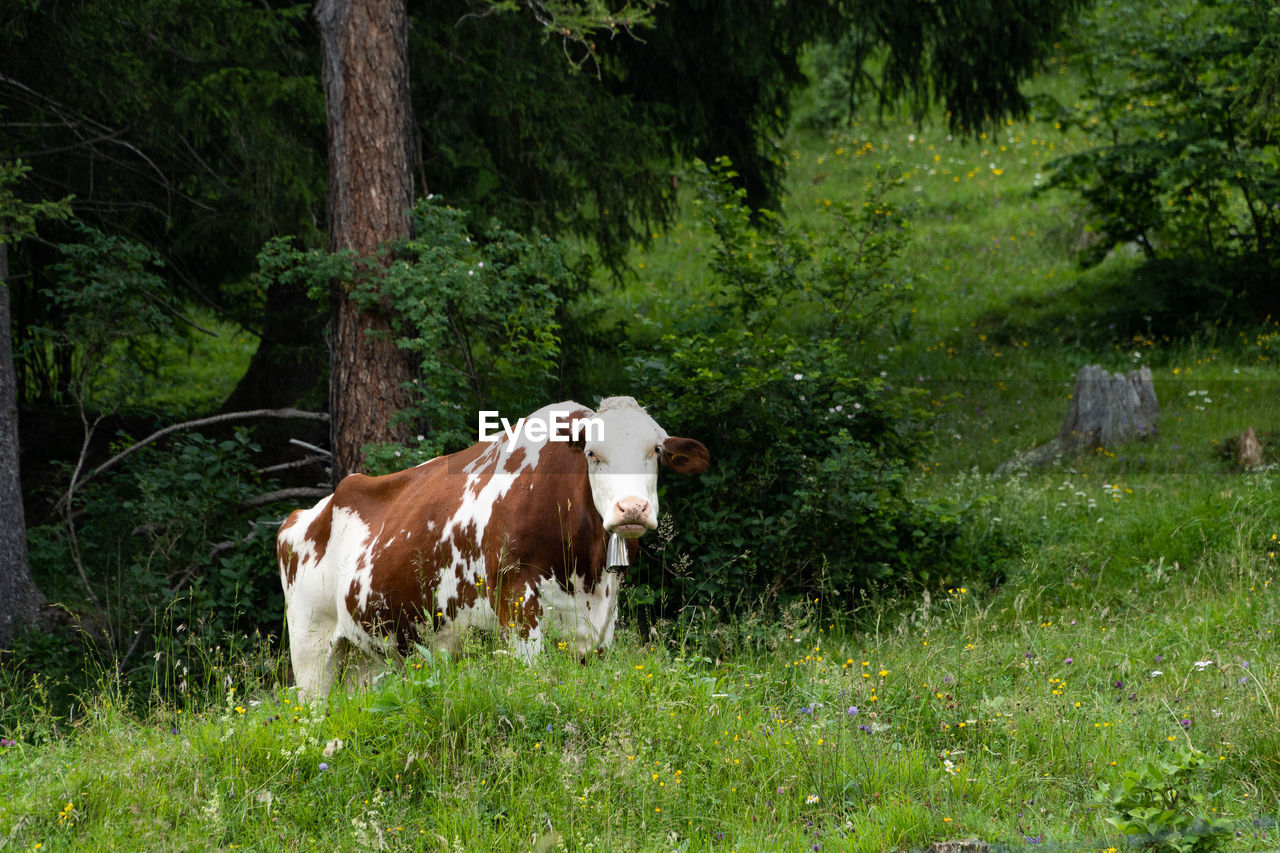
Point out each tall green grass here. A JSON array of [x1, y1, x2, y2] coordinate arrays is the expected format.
[[3, 513, 1277, 850]]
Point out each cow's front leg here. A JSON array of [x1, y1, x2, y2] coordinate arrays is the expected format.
[[510, 625, 544, 663], [506, 592, 545, 663]]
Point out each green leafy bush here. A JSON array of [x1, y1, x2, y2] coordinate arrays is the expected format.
[[1094, 745, 1233, 852], [358, 198, 584, 467], [258, 197, 589, 471], [25, 428, 284, 707], [1042, 0, 1280, 287], [627, 159, 999, 612]]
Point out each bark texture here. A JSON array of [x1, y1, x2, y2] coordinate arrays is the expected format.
[[997, 364, 1160, 475], [0, 240, 49, 646], [317, 0, 417, 482]]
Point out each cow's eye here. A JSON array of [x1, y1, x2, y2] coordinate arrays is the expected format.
[[585, 449, 599, 463]]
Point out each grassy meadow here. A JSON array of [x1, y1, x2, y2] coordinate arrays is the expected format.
[[4, 52, 1280, 852]]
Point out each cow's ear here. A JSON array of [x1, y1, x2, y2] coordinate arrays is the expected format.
[[660, 437, 710, 474]]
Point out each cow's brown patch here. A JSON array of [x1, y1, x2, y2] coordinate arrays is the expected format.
[[450, 520, 482, 564], [278, 509, 304, 586], [502, 445, 526, 474], [303, 504, 333, 570]]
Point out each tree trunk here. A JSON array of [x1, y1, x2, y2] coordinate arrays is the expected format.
[[316, 0, 418, 482], [220, 280, 326, 414], [0, 240, 49, 646], [219, 279, 329, 467], [997, 364, 1160, 475]]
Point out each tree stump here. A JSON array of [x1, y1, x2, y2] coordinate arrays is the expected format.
[[931, 841, 989, 853], [1237, 427, 1263, 470], [996, 364, 1159, 475]]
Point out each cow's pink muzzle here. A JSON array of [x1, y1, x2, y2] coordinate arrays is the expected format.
[[609, 497, 655, 537]]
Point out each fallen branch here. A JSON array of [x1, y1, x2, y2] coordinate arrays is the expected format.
[[53, 405, 329, 672], [258, 456, 328, 475], [75, 408, 329, 494], [64, 403, 106, 611], [242, 487, 330, 508], [128, 483, 328, 535], [289, 438, 332, 459]]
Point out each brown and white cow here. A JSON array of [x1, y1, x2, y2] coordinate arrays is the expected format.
[[277, 396, 709, 699]]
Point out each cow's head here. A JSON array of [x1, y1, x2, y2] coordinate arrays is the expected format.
[[571, 396, 710, 537]]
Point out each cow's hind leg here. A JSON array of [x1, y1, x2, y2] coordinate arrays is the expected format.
[[285, 605, 341, 702]]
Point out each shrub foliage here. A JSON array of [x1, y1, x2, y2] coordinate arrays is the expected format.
[[257, 197, 589, 471], [624, 159, 991, 612], [1043, 0, 1280, 282], [22, 428, 283, 709]]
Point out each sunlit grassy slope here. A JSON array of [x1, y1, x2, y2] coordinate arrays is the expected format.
[[96, 309, 260, 417], [623, 60, 1276, 481]]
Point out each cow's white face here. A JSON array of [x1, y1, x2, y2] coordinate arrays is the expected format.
[[583, 398, 666, 536], [580, 397, 711, 537]]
